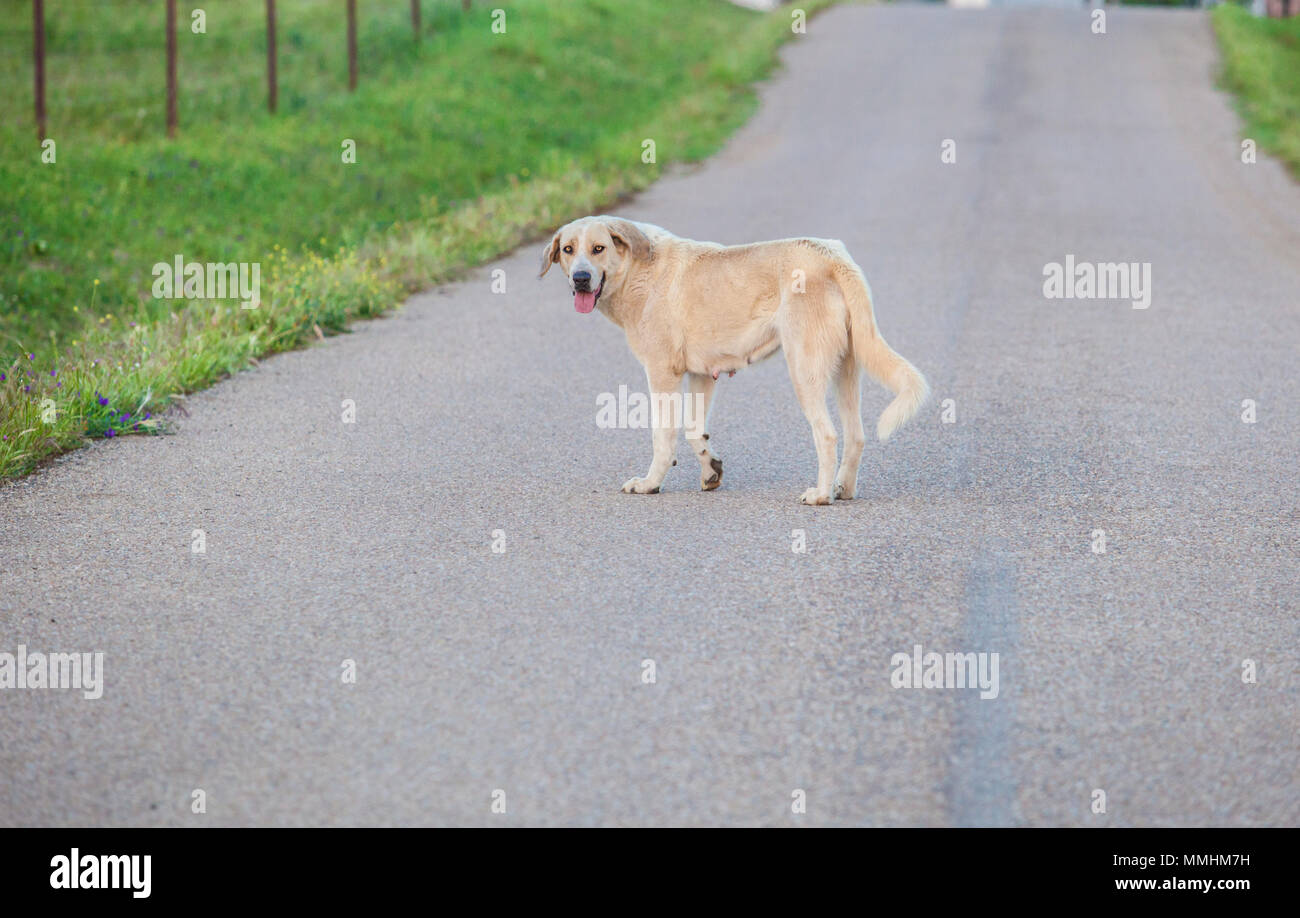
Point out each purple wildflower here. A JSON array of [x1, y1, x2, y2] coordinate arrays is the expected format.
[[104, 429, 116, 438], [98, 396, 109, 406]]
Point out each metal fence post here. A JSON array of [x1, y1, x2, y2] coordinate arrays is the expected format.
[[267, 0, 278, 112], [166, 0, 177, 137], [33, 0, 46, 141], [347, 0, 358, 91]]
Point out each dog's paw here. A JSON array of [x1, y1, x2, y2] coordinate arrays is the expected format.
[[832, 481, 855, 501], [701, 457, 723, 491], [799, 488, 831, 506], [621, 477, 661, 495]]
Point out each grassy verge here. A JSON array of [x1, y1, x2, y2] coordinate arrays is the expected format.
[[1211, 3, 1300, 178], [0, 0, 830, 480]]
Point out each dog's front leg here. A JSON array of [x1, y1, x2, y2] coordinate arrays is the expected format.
[[622, 368, 683, 494], [685, 372, 722, 491]]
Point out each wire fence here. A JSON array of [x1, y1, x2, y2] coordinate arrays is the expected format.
[[12, 0, 478, 142]]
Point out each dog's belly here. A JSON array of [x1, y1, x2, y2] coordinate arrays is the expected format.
[[686, 324, 782, 379]]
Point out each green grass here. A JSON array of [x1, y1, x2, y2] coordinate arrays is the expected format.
[[0, 0, 830, 478], [1212, 3, 1300, 178]]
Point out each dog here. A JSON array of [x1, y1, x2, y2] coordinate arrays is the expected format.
[[539, 215, 928, 505]]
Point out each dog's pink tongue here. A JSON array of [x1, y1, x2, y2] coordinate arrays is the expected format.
[[574, 290, 598, 313]]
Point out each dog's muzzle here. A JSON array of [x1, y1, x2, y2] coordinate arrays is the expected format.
[[572, 271, 604, 314]]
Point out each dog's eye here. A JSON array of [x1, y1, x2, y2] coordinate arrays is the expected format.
[[562, 245, 573, 254], [592, 245, 605, 254]]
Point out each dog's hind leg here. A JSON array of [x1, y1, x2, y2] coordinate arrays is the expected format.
[[783, 336, 839, 507], [833, 356, 866, 500], [684, 372, 723, 491]]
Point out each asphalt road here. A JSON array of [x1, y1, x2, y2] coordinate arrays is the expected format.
[[2, 5, 1298, 827]]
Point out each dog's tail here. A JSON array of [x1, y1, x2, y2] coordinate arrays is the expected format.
[[833, 257, 929, 441]]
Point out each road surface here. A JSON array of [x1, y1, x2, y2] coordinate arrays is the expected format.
[[2, 4, 1298, 826]]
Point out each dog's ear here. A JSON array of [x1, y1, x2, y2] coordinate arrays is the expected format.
[[538, 229, 562, 278], [605, 219, 653, 263]]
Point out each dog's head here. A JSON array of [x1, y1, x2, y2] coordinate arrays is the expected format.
[[538, 216, 653, 313]]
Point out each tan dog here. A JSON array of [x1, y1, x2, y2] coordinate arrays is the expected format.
[[539, 215, 928, 505]]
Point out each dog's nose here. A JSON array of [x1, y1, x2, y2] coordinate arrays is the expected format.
[[572, 270, 592, 290]]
